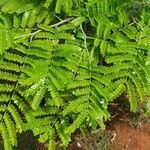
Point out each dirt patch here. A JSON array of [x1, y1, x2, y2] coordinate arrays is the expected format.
[[109, 121, 150, 150], [29, 118, 150, 150], [67, 116, 150, 150]]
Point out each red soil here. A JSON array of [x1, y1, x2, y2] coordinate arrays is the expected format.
[[109, 121, 150, 150], [67, 117, 150, 150]]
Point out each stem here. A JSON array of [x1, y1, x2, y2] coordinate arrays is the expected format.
[[15, 17, 74, 40], [80, 24, 92, 109], [50, 17, 74, 28], [80, 24, 88, 51]]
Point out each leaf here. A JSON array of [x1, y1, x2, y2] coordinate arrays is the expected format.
[[126, 80, 137, 112], [2, 0, 35, 14]]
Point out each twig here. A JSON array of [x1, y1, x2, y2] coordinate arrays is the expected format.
[[111, 133, 116, 142], [15, 17, 74, 39], [50, 17, 74, 27], [131, 16, 144, 31], [80, 24, 88, 51]]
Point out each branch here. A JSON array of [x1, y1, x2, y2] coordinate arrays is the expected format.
[[50, 17, 74, 28], [15, 17, 74, 40]]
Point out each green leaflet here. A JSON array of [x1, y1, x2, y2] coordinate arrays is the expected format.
[[48, 134, 56, 150], [0, 29, 14, 55], [65, 111, 87, 135], [31, 85, 46, 110], [4, 114, 17, 146], [1, 124, 13, 150], [44, 0, 53, 8], [1, 0, 36, 14], [55, 0, 72, 14], [126, 80, 137, 112]]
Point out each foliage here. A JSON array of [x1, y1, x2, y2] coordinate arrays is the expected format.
[[0, 0, 150, 149]]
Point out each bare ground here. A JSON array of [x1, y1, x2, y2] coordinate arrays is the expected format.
[[65, 116, 150, 150]]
